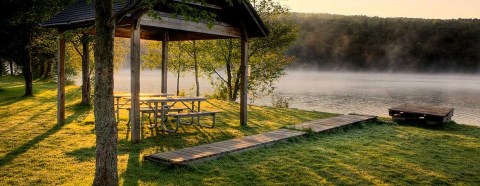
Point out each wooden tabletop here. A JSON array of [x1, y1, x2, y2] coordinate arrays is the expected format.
[[389, 105, 454, 117], [114, 93, 174, 98], [126, 96, 207, 103]]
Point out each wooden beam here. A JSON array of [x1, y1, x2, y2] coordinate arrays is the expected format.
[[130, 21, 141, 143], [240, 36, 248, 126], [171, 0, 223, 10], [140, 16, 242, 39], [161, 33, 168, 94], [57, 36, 66, 125]]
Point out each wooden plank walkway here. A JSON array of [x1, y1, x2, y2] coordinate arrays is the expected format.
[[145, 129, 305, 165], [289, 114, 377, 132], [145, 114, 377, 165]]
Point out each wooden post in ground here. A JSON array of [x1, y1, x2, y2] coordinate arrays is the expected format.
[[161, 33, 169, 94], [240, 36, 249, 126], [57, 35, 66, 125], [130, 21, 141, 143]]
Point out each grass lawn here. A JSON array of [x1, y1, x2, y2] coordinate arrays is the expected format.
[[1, 76, 479, 185]]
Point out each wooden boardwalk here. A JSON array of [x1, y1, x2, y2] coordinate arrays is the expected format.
[[145, 114, 377, 165], [289, 114, 377, 132]]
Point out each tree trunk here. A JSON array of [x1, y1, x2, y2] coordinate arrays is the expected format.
[[176, 70, 180, 96], [193, 41, 200, 97], [226, 40, 233, 101], [93, 0, 118, 185], [9, 60, 14, 75], [231, 68, 241, 101], [81, 34, 91, 105], [23, 30, 33, 97], [43, 61, 52, 79], [0, 61, 3, 77], [39, 63, 45, 79]]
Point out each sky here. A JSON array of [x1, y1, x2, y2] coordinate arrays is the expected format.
[[274, 0, 480, 19]]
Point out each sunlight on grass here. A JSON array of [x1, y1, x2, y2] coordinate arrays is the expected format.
[[1, 76, 479, 185]]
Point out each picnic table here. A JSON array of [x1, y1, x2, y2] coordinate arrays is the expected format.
[[127, 96, 218, 133], [114, 93, 173, 123]]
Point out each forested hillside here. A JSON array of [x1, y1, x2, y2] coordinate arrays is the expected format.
[[287, 13, 480, 73]]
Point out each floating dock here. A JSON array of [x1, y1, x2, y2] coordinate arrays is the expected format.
[[389, 105, 454, 125]]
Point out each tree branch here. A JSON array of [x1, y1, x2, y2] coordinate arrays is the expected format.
[[71, 37, 83, 58], [212, 69, 228, 84]]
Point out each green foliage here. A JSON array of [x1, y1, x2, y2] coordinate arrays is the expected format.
[[205, 0, 299, 101], [143, 0, 299, 100], [0, 0, 73, 70], [271, 95, 292, 108], [288, 13, 480, 73], [209, 81, 230, 100]]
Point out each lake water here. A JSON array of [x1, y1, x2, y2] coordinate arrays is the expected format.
[[105, 70, 480, 126]]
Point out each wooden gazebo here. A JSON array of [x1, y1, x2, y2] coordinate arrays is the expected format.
[[42, 0, 269, 141]]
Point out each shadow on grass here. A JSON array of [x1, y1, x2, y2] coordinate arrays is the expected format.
[[0, 78, 57, 107], [0, 104, 91, 167], [0, 92, 28, 107], [66, 146, 96, 162]]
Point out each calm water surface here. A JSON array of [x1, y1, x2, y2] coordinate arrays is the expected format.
[[108, 70, 480, 126]]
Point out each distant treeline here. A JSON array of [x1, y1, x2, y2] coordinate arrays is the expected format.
[[287, 13, 480, 73]]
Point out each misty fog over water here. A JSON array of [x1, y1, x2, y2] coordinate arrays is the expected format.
[[100, 69, 480, 126], [256, 71, 480, 126]]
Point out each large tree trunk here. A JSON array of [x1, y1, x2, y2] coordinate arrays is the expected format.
[[193, 41, 200, 97], [93, 0, 118, 185], [23, 31, 33, 97], [81, 34, 91, 105]]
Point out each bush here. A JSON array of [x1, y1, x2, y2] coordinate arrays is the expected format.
[[271, 95, 293, 108], [209, 82, 229, 101]]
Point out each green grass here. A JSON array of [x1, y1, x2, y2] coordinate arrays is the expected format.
[[1, 76, 480, 185]]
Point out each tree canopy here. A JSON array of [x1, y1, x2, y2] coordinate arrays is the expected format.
[[287, 13, 480, 73]]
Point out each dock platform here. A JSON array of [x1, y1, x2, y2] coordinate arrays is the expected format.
[[389, 105, 454, 125]]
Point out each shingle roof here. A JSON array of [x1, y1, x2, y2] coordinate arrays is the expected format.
[[43, 0, 269, 39], [42, 0, 134, 27]]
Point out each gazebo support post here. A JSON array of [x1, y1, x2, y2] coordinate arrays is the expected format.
[[130, 21, 141, 143], [57, 35, 66, 125], [161, 33, 168, 94], [240, 36, 249, 126]]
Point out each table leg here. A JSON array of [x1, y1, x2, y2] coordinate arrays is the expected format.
[[154, 102, 158, 129], [115, 97, 120, 123], [197, 101, 201, 124], [191, 101, 195, 124]]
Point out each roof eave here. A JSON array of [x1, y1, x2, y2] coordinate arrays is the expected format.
[[242, 1, 269, 38], [41, 18, 95, 28]]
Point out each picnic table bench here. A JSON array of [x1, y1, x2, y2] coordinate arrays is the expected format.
[[167, 111, 220, 131]]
